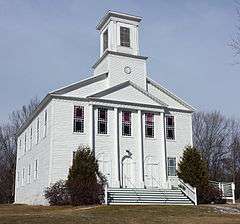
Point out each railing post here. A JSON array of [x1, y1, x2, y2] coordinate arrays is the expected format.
[[221, 183, 224, 197], [232, 182, 236, 204], [194, 187, 197, 205], [104, 184, 108, 205]]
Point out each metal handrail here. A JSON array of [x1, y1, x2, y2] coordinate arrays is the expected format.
[[123, 175, 141, 202], [150, 175, 166, 204], [178, 179, 197, 205]]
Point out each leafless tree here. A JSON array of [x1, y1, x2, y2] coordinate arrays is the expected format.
[[230, 1, 240, 59], [193, 111, 230, 180], [193, 111, 240, 184], [0, 97, 39, 203]]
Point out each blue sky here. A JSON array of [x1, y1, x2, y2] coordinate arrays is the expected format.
[[0, 0, 239, 123]]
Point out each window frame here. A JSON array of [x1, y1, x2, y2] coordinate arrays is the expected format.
[[73, 106, 84, 133], [103, 29, 108, 52], [27, 164, 31, 184], [122, 111, 132, 136], [17, 171, 20, 188], [120, 26, 130, 47], [44, 110, 47, 138], [24, 132, 27, 153], [36, 117, 40, 144], [167, 157, 177, 176], [166, 115, 175, 140], [98, 108, 108, 135], [34, 159, 38, 180], [145, 113, 154, 138], [22, 168, 25, 186], [30, 127, 33, 150]]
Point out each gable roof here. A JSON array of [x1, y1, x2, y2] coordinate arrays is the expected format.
[[146, 77, 195, 111], [50, 72, 108, 95], [88, 80, 168, 107]]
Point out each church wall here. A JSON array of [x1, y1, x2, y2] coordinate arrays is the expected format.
[[142, 112, 167, 188], [93, 56, 109, 76], [63, 77, 108, 98], [147, 82, 189, 111], [108, 54, 147, 89], [94, 107, 115, 186], [118, 109, 140, 188], [15, 102, 53, 205], [166, 110, 193, 188], [101, 85, 160, 106], [50, 99, 90, 184]]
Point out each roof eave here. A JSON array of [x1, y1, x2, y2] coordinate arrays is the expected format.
[[146, 77, 196, 112], [96, 11, 142, 31]]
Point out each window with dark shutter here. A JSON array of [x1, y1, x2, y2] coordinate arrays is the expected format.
[[122, 111, 131, 136], [73, 106, 84, 133], [98, 108, 108, 134], [145, 113, 154, 138], [120, 26, 130, 47], [166, 116, 175, 140]]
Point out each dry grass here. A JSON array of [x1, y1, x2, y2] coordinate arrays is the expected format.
[[0, 204, 240, 224]]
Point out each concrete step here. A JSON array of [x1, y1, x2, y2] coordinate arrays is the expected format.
[[107, 188, 194, 205]]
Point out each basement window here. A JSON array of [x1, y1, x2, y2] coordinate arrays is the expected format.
[[98, 108, 108, 134], [145, 113, 154, 138], [73, 106, 84, 133], [167, 157, 176, 176], [122, 111, 131, 136], [166, 116, 175, 140], [120, 26, 130, 47]]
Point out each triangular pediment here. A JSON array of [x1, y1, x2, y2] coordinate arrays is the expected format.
[[146, 77, 195, 111], [88, 81, 168, 107], [50, 73, 108, 98]]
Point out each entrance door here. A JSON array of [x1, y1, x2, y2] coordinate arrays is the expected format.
[[122, 158, 136, 188], [98, 157, 112, 186], [145, 163, 159, 188]]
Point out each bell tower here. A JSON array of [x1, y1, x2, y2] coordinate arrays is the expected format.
[[93, 11, 148, 90]]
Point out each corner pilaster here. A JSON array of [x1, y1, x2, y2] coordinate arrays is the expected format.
[[138, 110, 145, 188]]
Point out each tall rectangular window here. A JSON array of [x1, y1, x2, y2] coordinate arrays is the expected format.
[[19, 139, 22, 155], [98, 108, 108, 134], [24, 133, 27, 153], [122, 111, 131, 136], [30, 127, 33, 150], [27, 164, 31, 184], [73, 106, 84, 133], [166, 116, 175, 140], [167, 157, 176, 176], [120, 26, 130, 47], [17, 171, 20, 187], [145, 113, 154, 138], [44, 110, 47, 137], [36, 118, 40, 144], [103, 29, 108, 51], [34, 159, 38, 180], [22, 168, 25, 186]]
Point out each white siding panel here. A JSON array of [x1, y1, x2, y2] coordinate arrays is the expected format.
[[101, 85, 160, 106], [147, 82, 189, 110]]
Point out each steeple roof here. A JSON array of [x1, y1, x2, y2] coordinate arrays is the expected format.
[[96, 10, 142, 30]]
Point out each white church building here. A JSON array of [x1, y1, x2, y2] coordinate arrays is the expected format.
[[15, 11, 195, 205]]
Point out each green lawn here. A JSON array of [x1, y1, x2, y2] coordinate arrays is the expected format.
[[0, 204, 240, 224]]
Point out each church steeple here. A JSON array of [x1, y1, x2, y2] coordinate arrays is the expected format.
[[93, 11, 148, 90], [96, 11, 142, 57]]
